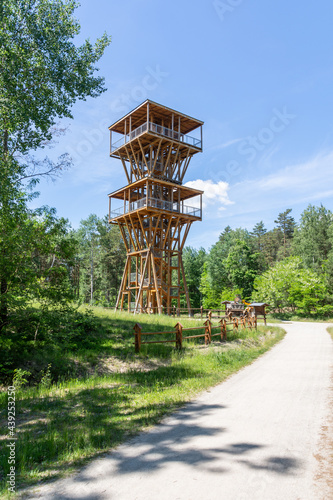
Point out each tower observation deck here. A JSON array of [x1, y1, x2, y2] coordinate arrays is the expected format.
[[108, 100, 203, 314]]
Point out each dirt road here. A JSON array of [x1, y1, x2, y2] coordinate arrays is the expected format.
[[26, 322, 333, 500]]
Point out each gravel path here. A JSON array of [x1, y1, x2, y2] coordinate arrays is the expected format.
[[25, 322, 333, 500]]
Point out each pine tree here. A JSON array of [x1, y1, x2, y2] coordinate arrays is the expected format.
[[251, 221, 267, 251], [274, 209, 296, 256]]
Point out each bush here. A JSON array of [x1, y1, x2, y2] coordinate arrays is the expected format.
[[0, 306, 102, 384], [252, 256, 329, 316]]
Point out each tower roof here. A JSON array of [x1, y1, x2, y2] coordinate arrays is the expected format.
[[109, 99, 203, 135]]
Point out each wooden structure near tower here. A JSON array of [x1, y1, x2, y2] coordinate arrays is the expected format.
[[108, 100, 203, 314]]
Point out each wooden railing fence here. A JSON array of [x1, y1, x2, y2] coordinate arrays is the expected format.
[[134, 316, 257, 353]]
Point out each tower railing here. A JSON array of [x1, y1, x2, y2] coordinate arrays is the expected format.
[[111, 121, 201, 153], [110, 196, 201, 219]]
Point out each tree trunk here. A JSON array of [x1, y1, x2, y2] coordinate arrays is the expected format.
[[90, 244, 94, 305], [0, 130, 9, 333], [0, 278, 8, 332]]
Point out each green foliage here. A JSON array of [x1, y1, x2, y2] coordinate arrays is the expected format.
[[200, 227, 253, 307], [293, 204, 333, 272], [199, 262, 221, 308], [252, 256, 327, 316], [0, 0, 111, 154], [251, 221, 267, 251], [12, 368, 31, 388], [220, 287, 244, 302], [0, 305, 103, 383], [181, 246, 206, 308], [0, 0, 111, 336], [261, 227, 284, 266], [224, 240, 260, 300], [76, 215, 126, 306], [39, 363, 52, 388]]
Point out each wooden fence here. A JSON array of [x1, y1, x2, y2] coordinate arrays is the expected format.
[[134, 316, 257, 353]]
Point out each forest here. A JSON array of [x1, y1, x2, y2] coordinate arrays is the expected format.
[[9, 203, 331, 318]]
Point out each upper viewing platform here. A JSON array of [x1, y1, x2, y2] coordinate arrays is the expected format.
[[109, 100, 203, 157]]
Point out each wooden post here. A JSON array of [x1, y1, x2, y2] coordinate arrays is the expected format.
[[208, 310, 212, 322], [173, 305, 176, 317], [200, 305, 203, 319], [176, 307, 180, 317], [175, 322, 183, 350], [134, 323, 142, 353], [219, 318, 227, 341], [233, 318, 238, 332], [204, 319, 211, 345]]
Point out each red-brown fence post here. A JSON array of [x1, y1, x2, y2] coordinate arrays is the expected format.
[[233, 318, 238, 333], [134, 323, 142, 353], [204, 319, 212, 345], [208, 310, 212, 322], [175, 322, 183, 350], [219, 318, 227, 341]]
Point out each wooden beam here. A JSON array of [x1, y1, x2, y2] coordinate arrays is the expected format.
[[134, 249, 150, 313], [119, 224, 129, 252], [124, 145, 139, 181], [163, 217, 173, 247], [115, 256, 130, 310], [129, 142, 143, 178], [124, 216, 137, 251], [180, 149, 191, 182], [152, 139, 162, 175], [128, 213, 141, 249], [180, 254, 191, 313], [171, 143, 181, 178], [137, 137, 150, 174], [119, 155, 131, 184], [151, 252, 162, 314], [137, 212, 149, 248], [162, 142, 174, 178], [151, 214, 161, 245], [180, 222, 192, 250]]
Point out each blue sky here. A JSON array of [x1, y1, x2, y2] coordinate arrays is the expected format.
[[31, 0, 333, 249]]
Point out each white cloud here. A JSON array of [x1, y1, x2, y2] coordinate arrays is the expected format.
[[227, 149, 333, 219], [209, 138, 243, 152], [257, 150, 333, 193], [184, 179, 233, 210]]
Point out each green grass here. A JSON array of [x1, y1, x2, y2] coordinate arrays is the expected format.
[[0, 307, 285, 498], [267, 312, 333, 322]]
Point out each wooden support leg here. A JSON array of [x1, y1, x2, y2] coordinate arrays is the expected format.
[[151, 253, 162, 314], [115, 256, 130, 311], [134, 250, 150, 313], [179, 254, 191, 316]]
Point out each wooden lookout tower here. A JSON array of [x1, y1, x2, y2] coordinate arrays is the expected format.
[[108, 100, 203, 314]]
